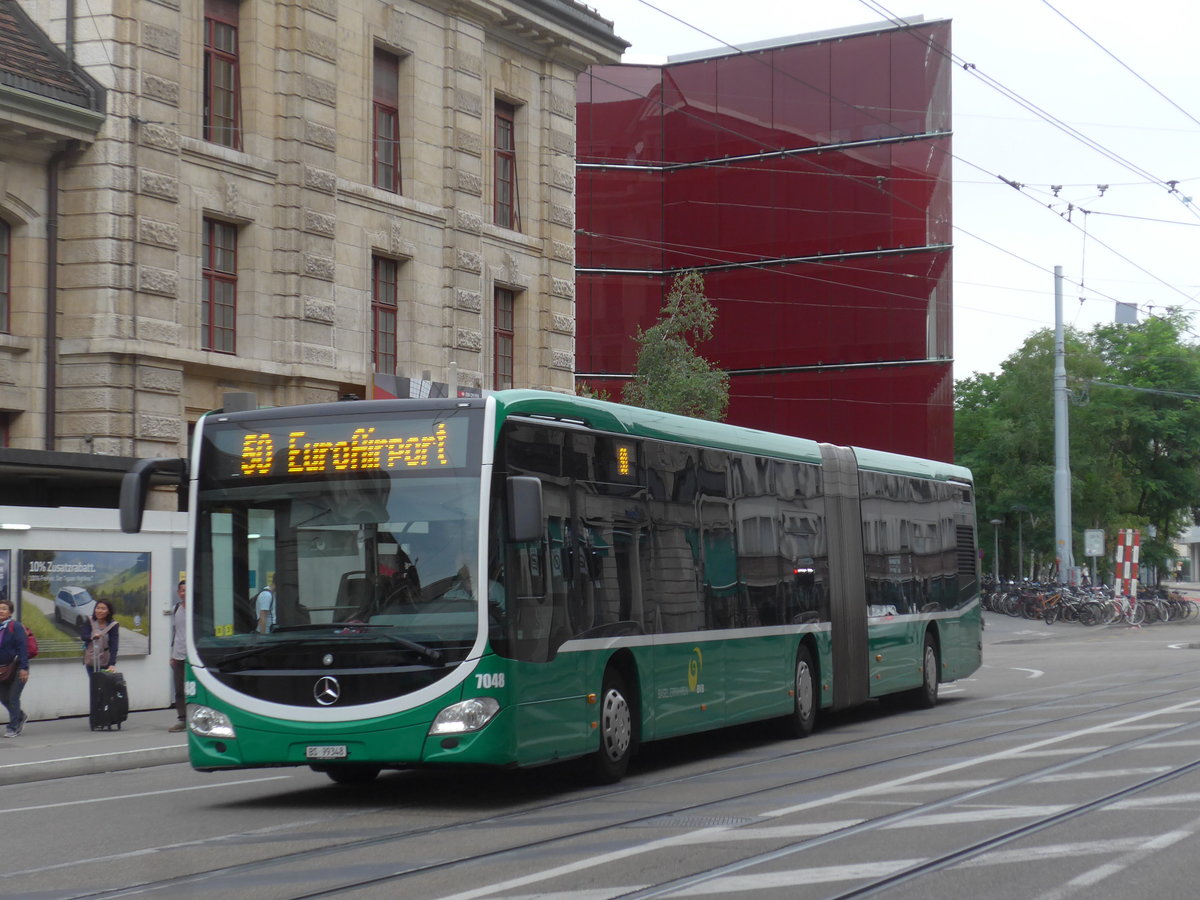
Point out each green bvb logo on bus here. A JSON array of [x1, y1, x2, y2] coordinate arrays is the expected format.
[[688, 647, 704, 694]]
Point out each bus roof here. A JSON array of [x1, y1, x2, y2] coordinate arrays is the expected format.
[[490, 390, 972, 485]]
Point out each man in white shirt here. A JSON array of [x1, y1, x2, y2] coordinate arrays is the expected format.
[[168, 580, 187, 733], [256, 577, 275, 633]]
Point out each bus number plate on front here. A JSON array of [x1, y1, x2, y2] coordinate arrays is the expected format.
[[305, 745, 347, 760]]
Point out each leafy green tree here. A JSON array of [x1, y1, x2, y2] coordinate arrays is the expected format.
[[623, 271, 730, 421], [1079, 310, 1200, 575], [574, 381, 612, 402], [956, 310, 1200, 583]]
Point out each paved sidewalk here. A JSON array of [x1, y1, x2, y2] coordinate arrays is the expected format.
[[0, 709, 188, 786]]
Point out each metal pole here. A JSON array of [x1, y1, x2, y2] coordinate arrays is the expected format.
[[1053, 266, 1074, 583], [990, 518, 1003, 580], [1017, 516, 1023, 582]]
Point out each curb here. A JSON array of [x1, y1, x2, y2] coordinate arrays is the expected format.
[[0, 744, 188, 786]]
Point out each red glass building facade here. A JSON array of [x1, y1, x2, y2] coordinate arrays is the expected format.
[[575, 19, 954, 461]]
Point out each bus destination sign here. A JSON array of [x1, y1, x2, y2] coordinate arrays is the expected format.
[[224, 416, 470, 478]]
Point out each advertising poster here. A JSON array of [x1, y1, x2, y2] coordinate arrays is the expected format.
[[20, 550, 151, 660]]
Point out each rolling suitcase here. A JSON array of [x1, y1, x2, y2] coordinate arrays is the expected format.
[[89, 669, 129, 731]]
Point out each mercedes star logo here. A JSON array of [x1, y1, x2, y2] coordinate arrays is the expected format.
[[314, 676, 341, 706]]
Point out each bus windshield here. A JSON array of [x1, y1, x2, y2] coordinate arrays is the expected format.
[[191, 406, 484, 670]]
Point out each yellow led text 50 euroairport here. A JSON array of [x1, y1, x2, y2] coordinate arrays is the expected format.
[[239, 423, 450, 475]]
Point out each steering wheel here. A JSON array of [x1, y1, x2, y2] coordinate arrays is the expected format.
[[384, 584, 420, 613]]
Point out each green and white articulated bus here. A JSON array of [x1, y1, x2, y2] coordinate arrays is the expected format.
[[120, 390, 982, 784]]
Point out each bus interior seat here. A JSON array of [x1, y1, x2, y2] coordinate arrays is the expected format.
[[334, 571, 374, 620]]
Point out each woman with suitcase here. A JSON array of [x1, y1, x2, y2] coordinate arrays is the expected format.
[[81, 599, 127, 730], [80, 598, 119, 671]]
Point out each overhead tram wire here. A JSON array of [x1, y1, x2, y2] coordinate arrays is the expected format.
[[854, 0, 1200, 223], [1082, 210, 1200, 228], [1039, 0, 1200, 131], [609, 1, 1198, 312], [988, 170, 1200, 309]]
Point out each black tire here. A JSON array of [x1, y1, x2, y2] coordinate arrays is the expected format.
[[1044, 606, 1058, 625], [592, 668, 634, 783], [781, 645, 817, 738], [905, 633, 939, 710], [322, 764, 381, 785]]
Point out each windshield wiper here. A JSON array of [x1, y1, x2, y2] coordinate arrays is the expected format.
[[214, 639, 312, 670], [326, 624, 444, 665], [234, 624, 444, 666], [376, 632, 444, 666]]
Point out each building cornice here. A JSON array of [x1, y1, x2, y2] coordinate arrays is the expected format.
[[0, 82, 104, 142]]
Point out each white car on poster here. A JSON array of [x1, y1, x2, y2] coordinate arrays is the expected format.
[[54, 586, 96, 628]]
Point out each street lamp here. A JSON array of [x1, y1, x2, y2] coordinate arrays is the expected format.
[[990, 518, 1004, 580]]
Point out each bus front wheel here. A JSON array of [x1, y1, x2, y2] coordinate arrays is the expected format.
[[319, 764, 381, 785], [592, 669, 633, 783], [782, 645, 817, 738]]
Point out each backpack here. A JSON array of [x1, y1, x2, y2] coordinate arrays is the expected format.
[[8, 621, 37, 658]]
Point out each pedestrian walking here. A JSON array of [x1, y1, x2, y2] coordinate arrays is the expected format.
[[169, 579, 187, 732], [0, 599, 30, 737]]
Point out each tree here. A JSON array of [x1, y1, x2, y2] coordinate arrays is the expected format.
[[1078, 310, 1200, 576], [955, 310, 1200, 583], [622, 271, 730, 421], [574, 381, 612, 402]]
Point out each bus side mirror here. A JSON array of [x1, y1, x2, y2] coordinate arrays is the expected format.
[[120, 458, 187, 533], [507, 476, 543, 544]]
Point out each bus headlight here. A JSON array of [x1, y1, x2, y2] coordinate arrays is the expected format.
[[429, 697, 500, 735], [188, 705, 237, 739]]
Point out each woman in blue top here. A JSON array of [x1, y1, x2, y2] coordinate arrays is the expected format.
[[0, 599, 30, 737], [80, 598, 119, 672]]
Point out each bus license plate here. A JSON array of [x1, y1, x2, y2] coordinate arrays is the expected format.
[[305, 745, 348, 760]]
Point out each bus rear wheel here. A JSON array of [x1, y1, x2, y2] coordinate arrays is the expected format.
[[592, 669, 633, 783], [320, 764, 381, 785], [781, 645, 817, 738]]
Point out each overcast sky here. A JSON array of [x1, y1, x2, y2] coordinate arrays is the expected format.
[[583, 0, 1200, 380]]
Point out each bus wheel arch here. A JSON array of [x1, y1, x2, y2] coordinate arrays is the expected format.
[[591, 653, 639, 783]]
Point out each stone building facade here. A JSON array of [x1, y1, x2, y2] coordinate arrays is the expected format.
[[5, 0, 624, 471]]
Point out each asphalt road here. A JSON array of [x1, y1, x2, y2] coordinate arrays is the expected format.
[[6, 609, 1200, 899]]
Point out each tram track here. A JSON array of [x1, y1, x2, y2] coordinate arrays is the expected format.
[[827, 756, 1200, 899], [613, 708, 1200, 899], [39, 663, 1200, 900]]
